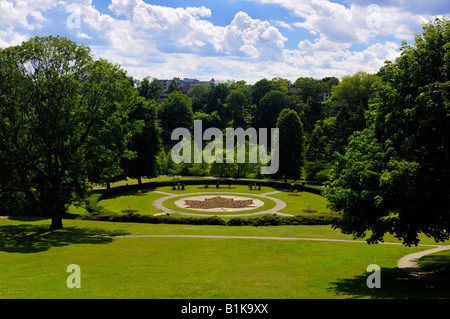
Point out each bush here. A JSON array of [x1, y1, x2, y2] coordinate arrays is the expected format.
[[79, 211, 341, 227], [304, 161, 332, 184]]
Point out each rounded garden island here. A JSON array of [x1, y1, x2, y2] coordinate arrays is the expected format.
[[174, 195, 265, 212]]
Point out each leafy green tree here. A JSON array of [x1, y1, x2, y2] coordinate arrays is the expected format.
[[251, 78, 272, 105], [193, 111, 222, 129], [324, 17, 450, 246], [160, 91, 194, 143], [275, 109, 305, 183], [122, 98, 162, 185], [189, 83, 210, 112], [205, 82, 230, 119], [227, 89, 249, 128], [253, 90, 287, 129], [0, 36, 140, 229], [295, 77, 324, 103], [136, 77, 163, 100], [308, 72, 379, 162]]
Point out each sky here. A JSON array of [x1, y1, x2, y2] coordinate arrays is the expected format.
[[0, 0, 448, 83]]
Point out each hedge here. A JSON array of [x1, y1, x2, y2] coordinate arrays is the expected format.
[[78, 211, 341, 226]]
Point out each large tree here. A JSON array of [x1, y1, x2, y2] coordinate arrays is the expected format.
[[160, 91, 194, 143], [122, 98, 162, 185], [324, 17, 450, 246], [135, 76, 163, 100], [0, 36, 141, 230], [275, 109, 305, 183], [253, 90, 287, 129]]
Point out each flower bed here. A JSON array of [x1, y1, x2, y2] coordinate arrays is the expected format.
[[184, 196, 254, 209]]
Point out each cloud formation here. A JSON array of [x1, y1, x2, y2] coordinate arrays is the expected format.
[[0, 0, 447, 82]]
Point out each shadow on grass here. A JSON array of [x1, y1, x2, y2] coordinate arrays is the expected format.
[[0, 224, 129, 254], [328, 267, 450, 299]]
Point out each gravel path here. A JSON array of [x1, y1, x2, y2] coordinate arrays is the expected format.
[[397, 245, 450, 277]]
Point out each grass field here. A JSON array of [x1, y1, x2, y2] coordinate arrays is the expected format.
[[1, 218, 450, 299], [98, 190, 166, 215], [270, 191, 330, 216]]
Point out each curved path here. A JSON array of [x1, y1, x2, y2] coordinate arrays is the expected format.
[[152, 190, 291, 217], [397, 245, 450, 277]]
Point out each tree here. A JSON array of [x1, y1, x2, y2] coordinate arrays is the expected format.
[[189, 83, 210, 112], [251, 78, 272, 105], [324, 17, 450, 246], [160, 91, 194, 143], [253, 90, 287, 129], [205, 82, 230, 118], [275, 109, 305, 183], [193, 111, 222, 129], [122, 98, 162, 185], [310, 72, 380, 161], [227, 89, 249, 128], [136, 77, 163, 100], [0, 36, 140, 229]]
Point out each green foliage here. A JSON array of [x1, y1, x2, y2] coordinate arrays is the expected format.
[[80, 210, 340, 227], [253, 90, 288, 129], [135, 77, 163, 100], [276, 109, 306, 182], [325, 17, 450, 246], [160, 91, 194, 143], [0, 36, 139, 229], [304, 161, 332, 183], [122, 98, 162, 184]]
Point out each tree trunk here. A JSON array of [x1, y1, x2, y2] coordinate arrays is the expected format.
[[49, 214, 63, 230], [47, 197, 66, 230], [138, 176, 142, 186]]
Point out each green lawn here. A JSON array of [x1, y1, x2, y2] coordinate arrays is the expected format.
[[1, 218, 449, 299], [269, 191, 330, 216], [98, 190, 166, 215]]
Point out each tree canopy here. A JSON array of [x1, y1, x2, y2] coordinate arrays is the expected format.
[[324, 17, 450, 246], [0, 35, 141, 229], [275, 109, 305, 183]]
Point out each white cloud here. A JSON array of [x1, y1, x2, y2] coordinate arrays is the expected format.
[[76, 30, 92, 39], [0, 0, 446, 82], [0, 26, 28, 48], [186, 6, 212, 18], [0, 0, 54, 30]]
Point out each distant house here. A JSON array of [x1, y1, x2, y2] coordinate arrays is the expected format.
[[158, 77, 211, 101]]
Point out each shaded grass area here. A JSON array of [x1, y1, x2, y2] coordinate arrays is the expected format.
[[419, 250, 450, 284]]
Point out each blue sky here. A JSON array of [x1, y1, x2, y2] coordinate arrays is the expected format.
[[0, 0, 448, 83]]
